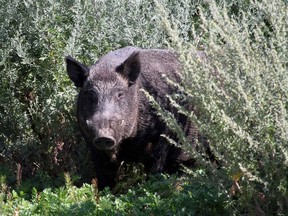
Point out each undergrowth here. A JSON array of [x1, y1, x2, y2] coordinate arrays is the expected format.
[[1, 171, 228, 216]]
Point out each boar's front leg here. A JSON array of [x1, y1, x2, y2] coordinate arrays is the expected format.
[[91, 149, 119, 190]]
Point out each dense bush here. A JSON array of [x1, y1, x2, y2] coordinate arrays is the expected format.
[[154, 0, 288, 214], [3, 172, 234, 215], [0, 0, 287, 215]]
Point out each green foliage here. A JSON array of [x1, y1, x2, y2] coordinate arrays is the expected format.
[[0, 173, 228, 215], [153, 0, 288, 214], [0, 0, 287, 215]]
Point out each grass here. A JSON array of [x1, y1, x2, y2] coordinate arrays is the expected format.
[[1, 172, 229, 215]]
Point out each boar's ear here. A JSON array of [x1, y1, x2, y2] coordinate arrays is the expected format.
[[65, 56, 89, 87], [116, 51, 141, 86]]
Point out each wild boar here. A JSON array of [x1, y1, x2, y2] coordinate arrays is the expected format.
[[66, 46, 197, 190]]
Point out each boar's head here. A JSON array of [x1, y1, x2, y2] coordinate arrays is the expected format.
[[66, 51, 141, 159]]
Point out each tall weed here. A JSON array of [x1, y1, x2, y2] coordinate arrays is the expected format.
[[154, 0, 288, 214]]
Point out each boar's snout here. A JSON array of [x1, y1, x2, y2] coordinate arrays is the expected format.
[[87, 117, 123, 151], [93, 136, 116, 150]]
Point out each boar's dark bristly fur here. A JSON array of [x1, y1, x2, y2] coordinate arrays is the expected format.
[[66, 46, 196, 190]]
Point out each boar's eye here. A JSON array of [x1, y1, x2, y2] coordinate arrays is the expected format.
[[118, 92, 124, 98], [116, 90, 125, 100]]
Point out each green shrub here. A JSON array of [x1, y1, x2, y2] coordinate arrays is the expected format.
[[0, 173, 228, 216], [153, 0, 288, 214]]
